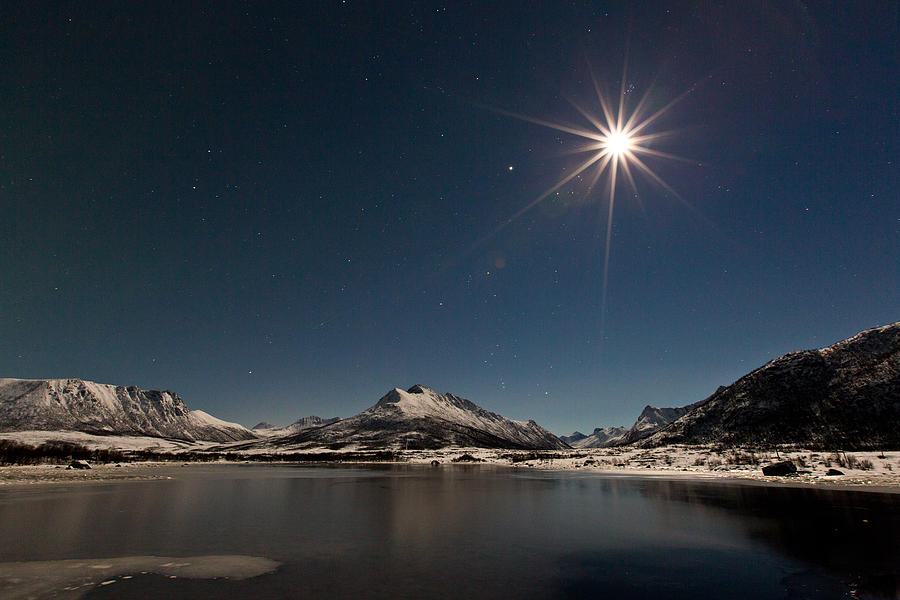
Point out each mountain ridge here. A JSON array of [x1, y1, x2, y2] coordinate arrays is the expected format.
[[4, 321, 895, 452], [565, 426, 629, 448], [636, 321, 900, 449], [261, 384, 568, 450], [0, 378, 255, 443]]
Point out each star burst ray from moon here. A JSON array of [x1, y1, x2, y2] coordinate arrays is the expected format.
[[489, 67, 694, 337]]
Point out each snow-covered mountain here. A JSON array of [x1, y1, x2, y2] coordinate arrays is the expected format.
[[637, 322, 900, 449], [252, 416, 340, 436], [262, 384, 567, 450], [560, 431, 587, 446], [562, 400, 705, 449], [614, 399, 710, 446], [565, 426, 629, 448], [0, 378, 255, 443]]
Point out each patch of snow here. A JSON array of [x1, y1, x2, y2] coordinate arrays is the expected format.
[[0, 430, 217, 452], [190, 410, 245, 430]]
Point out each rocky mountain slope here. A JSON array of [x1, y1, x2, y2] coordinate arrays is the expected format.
[[0, 378, 255, 443], [637, 322, 900, 449], [263, 384, 567, 450]]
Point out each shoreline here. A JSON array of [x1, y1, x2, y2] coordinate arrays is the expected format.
[[1, 445, 898, 493]]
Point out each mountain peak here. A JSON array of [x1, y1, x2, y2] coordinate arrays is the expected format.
[[377, 385, 442, 408], [273, 385, 567, 450], [376, 388, 405, 407], [406, 384, 432, 394]]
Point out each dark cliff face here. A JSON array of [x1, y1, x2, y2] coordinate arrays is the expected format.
[[638, 322, 900, 449]]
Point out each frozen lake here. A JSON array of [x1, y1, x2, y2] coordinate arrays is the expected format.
[[0, 464, 897, 599]]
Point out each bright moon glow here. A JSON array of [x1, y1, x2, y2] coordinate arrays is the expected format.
[[486, 65, 694, 337], [604, 131, 632, 155]]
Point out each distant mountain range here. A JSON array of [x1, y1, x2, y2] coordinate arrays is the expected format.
[[0, 380, 564, 450], [253, 384, 567, 451], [2, 321, 897, 451], [562, 400, 708, 448], [0, 378, 255, 443], [562, 427, 627, 448], [252, 416, 340, 436]]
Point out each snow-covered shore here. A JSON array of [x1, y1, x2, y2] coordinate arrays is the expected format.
[[1, 445, 898, 491], [403, 446, 900, 491]]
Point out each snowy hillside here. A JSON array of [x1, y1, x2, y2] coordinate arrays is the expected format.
[[252, 416, 340, 436], [0, 378, 256, 443], [637, 321, 900, 449], [260, 384, 568, 450]]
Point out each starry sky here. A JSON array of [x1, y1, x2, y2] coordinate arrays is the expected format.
[[2, 2, 898, 435]]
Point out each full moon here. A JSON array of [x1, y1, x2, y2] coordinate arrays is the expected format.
[[489, 69, 692, 337], [604, 131, 632, 155]]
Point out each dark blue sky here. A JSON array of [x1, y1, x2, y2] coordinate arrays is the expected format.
[[2, 2, 897, 434]]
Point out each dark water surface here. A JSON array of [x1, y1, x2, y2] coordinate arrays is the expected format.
[[0, 464, 897, 599]]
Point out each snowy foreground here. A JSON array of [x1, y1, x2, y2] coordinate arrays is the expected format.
[[403, 446, 900, 490], [0, 430, 897, 491]]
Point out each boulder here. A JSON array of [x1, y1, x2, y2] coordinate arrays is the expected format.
[[825, 468, 844, 476], [761, 461, 797, 476], [68, 460, 91, 470], [451, 453, 483, 463]]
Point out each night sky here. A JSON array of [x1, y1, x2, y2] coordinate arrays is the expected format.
[[2, 2, 898, 434]]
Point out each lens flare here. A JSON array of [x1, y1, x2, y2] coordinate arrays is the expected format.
[[485, 65, 695, 338]]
